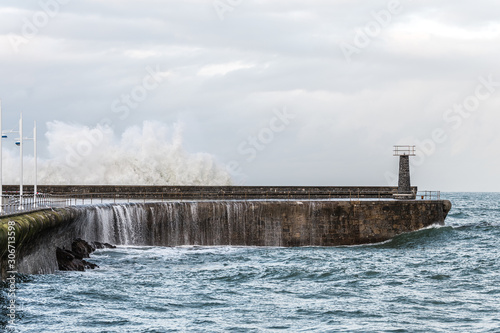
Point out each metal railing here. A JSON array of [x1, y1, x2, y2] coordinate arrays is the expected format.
[[417, 191, 441, 200], [41, 190, 404, 204], [393, 145, 416, 156], [0, 193, 69, 216], [0, 189, 445, 216]]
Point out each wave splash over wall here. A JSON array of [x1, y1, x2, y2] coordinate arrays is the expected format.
[[3, 121, 232, 185], [6, 199, 449, 276], [72, 200, 449, 248], [77, 202, 284, 247]]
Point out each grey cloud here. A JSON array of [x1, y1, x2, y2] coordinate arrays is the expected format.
[[0, 0, 499, 190]]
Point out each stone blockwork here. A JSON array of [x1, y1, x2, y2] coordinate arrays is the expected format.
[[1, 199, 451, 278], [398, 155, 411, 194], [263, 200, 450, 246], [3, 185, 418, 200]]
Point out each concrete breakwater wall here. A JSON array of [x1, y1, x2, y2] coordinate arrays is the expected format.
[[0, 209, 81, 278], [0, 199, 451, 278], [2, 185, 417, 199]]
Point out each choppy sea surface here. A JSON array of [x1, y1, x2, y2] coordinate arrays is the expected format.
[[2, 192, 500, 332]]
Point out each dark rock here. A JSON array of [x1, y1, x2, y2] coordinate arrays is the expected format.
[[56, 238, 116, 272], [56, 248, 81, 271], [83, 260, 99, 270], [71, 238, 94, 259], [92, 241, 117, 249], [56, 247, 98, 271]]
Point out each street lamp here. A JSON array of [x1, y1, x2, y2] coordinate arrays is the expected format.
[[0, 106, 38, 212], [0, 99, 3, 213], [19, 121, 37, 207], [33, 122, 37, 206], [0, 100, 10, 213], [17, 113, 23, 209]]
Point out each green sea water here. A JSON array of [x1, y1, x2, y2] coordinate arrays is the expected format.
[[2, 193, 499, 332]]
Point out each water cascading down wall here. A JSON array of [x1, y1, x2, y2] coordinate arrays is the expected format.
[[0, 198, 451, 278]]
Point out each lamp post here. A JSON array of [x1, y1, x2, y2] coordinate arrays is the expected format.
[[0, 101, 14, 213], [0, 108, 33, 212], [18, 114, 23, 209], [34, 122, 37, 206], [17, 119, 37, 209], [20, 122, 37, 206], [0, 99, 2, 213], [0, 100, 9, 213]]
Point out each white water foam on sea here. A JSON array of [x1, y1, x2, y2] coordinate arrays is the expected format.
[[3, 193, 500, 332], [2, 120, 232, 186]]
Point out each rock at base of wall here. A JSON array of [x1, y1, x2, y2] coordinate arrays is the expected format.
[[71, 238, 94, 259], [92, 241, 117, 250], [56, 247, 99, 271], [71, 238, 117, 259], [56, 239, 116, 272]]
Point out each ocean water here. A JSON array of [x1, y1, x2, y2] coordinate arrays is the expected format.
[[2, 192, 500, 333]]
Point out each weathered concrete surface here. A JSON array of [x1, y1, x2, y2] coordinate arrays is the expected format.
[[1, 199, 451, 278], [0, 209, 81, 279]]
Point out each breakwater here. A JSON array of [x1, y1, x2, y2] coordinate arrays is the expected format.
[[1, 199, 451, 278], [2, 185, 418, 200]]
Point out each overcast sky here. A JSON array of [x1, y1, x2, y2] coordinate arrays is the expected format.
[[1, 0, 499, 191]]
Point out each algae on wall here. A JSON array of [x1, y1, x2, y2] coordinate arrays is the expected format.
[[0, 209, 79, 279]]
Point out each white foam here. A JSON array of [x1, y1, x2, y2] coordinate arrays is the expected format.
[[3, 120, 232, 186]]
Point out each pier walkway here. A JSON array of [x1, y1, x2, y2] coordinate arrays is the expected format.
[[0, 185, 440, 217]]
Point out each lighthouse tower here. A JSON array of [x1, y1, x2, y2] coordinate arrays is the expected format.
[[393, 145, 416, 199]]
